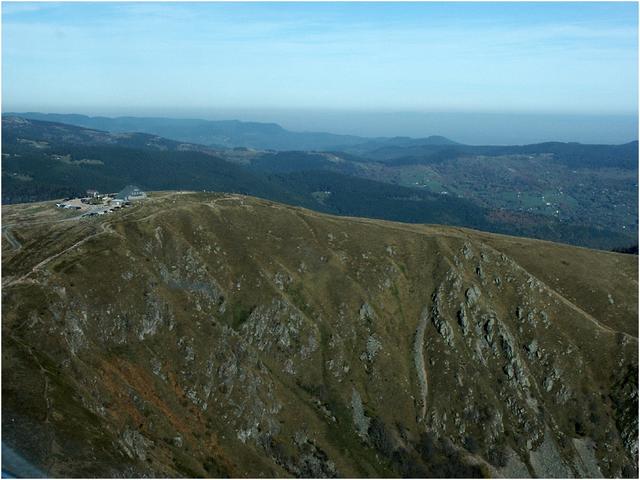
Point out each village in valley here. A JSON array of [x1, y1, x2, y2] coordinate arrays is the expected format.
[[55, 185, 146, 217]]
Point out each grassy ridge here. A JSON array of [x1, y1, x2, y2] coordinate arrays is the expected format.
[[2, 192, 637, 477]]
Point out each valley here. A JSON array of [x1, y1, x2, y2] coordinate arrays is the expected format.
[[347, 155, 638, 235], [2, 115, 638, 251]]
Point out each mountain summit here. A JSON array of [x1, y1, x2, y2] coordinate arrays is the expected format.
[[2, 192, 637, 477]]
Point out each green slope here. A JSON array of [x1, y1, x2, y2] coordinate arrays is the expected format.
[[2, 192, 638, 478]]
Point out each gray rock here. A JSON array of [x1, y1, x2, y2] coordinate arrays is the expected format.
[[484, 317, 495, 344], [540, 311, 550, 327], [529, 428, 574, 478], [573, 438, 603, 478], [351, 388, 370, 439], [274, 272, 292, 290], [457, 306, 469, 335], [465, 286, 481, 307], [364, 335, 382, 362], [120, 429, 153, 461], [359, 303, 375, 323], [432, 301, 454, 346], [496, 447, 531, 478], [504, 364, 515, 379], [500, 332, 515, 360]]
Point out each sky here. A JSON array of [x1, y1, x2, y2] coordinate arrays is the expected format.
[[2, 1, 639, 143]]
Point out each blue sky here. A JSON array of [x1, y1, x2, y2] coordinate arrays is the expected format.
[[2, 2, 638, 142]]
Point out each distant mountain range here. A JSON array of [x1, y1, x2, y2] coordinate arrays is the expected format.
[[0, 115, 490, 228], [2, 115, 637, 250], [5, 112, 459, 151]]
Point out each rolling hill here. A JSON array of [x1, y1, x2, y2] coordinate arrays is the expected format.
[[2, 116, 636, 251]]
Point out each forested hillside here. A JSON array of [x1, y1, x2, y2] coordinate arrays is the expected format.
[[2, 116, 636, 251]]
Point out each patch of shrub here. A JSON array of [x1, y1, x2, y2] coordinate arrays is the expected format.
[[368, 417, 394, 457], [486, 442, 508, 468], [464, 435, 480, 454], [416, 432, 484, 478], [391, 448, 429, 478]]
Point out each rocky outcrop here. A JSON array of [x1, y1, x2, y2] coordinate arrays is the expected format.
[[466, 285, 481, 307], [1, 192, 637, 478], [351, 388, 370, 439]]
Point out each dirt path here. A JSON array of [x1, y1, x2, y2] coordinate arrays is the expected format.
[[2, 221, 114, 288], [546, 283, 637, 341], [2, 196, 231, 289], [2, 199, 151, 288], [3, 212, 85, 229], [481, 242, 638, 341]]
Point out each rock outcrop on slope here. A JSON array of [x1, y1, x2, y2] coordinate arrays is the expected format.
[[2, 192, 638, 477]]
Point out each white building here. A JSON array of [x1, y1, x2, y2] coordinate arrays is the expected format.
[[116, 185, 147, 202]]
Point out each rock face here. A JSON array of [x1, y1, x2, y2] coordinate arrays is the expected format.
[[2, 192, 638, 478], [465, 285, 481, 306]]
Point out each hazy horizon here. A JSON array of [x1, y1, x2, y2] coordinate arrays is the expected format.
[[2, 2, 638, 144], [3, 108, 638, 145]]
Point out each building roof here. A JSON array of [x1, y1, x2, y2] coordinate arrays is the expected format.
[[116, 185, 145, 200]]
